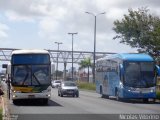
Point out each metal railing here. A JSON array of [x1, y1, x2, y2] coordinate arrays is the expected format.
[[0, 48, 115, 63]]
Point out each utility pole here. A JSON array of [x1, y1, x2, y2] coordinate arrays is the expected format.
[[55, 42, 63, 80], [68, 32, 78, 80], [85, 12, 105, 83]]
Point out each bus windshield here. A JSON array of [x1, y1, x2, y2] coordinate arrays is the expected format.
[[124, 62, 155, 88], [12, 65, 50, 86]]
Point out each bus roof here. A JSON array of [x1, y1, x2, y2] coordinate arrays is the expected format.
[[12, 49, 49, 55], [117, 53, 153, 61], [98, 53, 154, 62]]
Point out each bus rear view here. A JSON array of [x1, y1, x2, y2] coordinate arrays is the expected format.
[[11, 49, 51, 104]]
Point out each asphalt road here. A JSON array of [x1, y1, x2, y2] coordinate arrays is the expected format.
[[5, 87, 160, 120]]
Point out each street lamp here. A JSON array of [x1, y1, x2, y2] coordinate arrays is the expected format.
[[55, 42, 63, 80], [85, 12, 105, 83], [68, 32, 78, 81]]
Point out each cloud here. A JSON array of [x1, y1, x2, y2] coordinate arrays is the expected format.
[[1, 0, 160, 53], [5, 10, 35, 22], [1, 0, 160, 72], [38, 17, 59, 38], [0, 23, 9, 39]]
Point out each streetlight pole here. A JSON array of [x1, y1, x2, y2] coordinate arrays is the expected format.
[[68, 32, 78, 81], [85, 12, 105, 83], [55, 42, 63, 80]]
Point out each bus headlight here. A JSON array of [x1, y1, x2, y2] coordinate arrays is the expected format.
[[12, 95, 17, 98], [46, 94, 51, 97], [13, 90, 21, 93], [150, 89, 154, 92]]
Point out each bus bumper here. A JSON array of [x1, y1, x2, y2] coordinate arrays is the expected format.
[[120, 88, 156, 99], [11, 92, 51, 100]]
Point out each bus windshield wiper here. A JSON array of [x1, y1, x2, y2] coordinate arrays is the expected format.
[[32, 73, 41, 85]]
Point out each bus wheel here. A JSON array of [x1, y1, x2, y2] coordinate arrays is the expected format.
[[100, 86, 104, 98], [13, 100, 18, 105], [143, 98, 148, 103], [43, 99, 48, 105], [116, 90, 120, 101], [105, 95, 109, 99], [101, 94, 105, 98]]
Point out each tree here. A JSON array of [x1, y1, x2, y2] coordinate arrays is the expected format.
[[79, 58, 92, 82], [113, 7, 160, 57]]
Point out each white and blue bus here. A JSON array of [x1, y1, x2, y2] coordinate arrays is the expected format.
[[96, 53, 160, 102], [10, 49, 51, 104]]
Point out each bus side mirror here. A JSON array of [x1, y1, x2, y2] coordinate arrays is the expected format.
[[2, 64, 7, 68], [120, 64, 124, 75], [7, 63, 11, 75], [156, 65, 160, 76]]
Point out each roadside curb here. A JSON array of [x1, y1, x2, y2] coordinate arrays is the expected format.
[[2, 92, 10, 120], [2, 97, 4, 117]]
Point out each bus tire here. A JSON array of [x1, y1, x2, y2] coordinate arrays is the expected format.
[[143, 98, 148, 103], [105, 95, 109, 99], [13, 100, 18, 105], [43, 99, 48, 105], [100, 86, 104, 98], [101, 94, 105, 98], [115, 89, 121, 101]]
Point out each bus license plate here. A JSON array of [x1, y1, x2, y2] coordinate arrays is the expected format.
[[28, 95, 35, 98]]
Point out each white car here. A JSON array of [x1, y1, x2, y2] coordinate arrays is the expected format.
[[51, 80, 61, 88]]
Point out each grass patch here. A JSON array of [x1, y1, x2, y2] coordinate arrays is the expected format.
[[0, 108, 2, 120], [156, 91, 160, 99], [77, 82, 96, 91]]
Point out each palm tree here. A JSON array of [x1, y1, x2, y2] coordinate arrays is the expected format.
[[79, 58, 92, 82]]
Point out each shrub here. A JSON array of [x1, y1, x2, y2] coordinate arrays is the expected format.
[[0, 108, 2, 120], [156, 91, 160, 99], [77, 82, 96, 91]]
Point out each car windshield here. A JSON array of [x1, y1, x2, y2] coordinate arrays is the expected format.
[[124, 62, 155, 88], [63, 82, 76, 86], [12, 65, 50, 86]]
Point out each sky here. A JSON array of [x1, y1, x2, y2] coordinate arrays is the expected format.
[[0, 0, 160, 70]]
